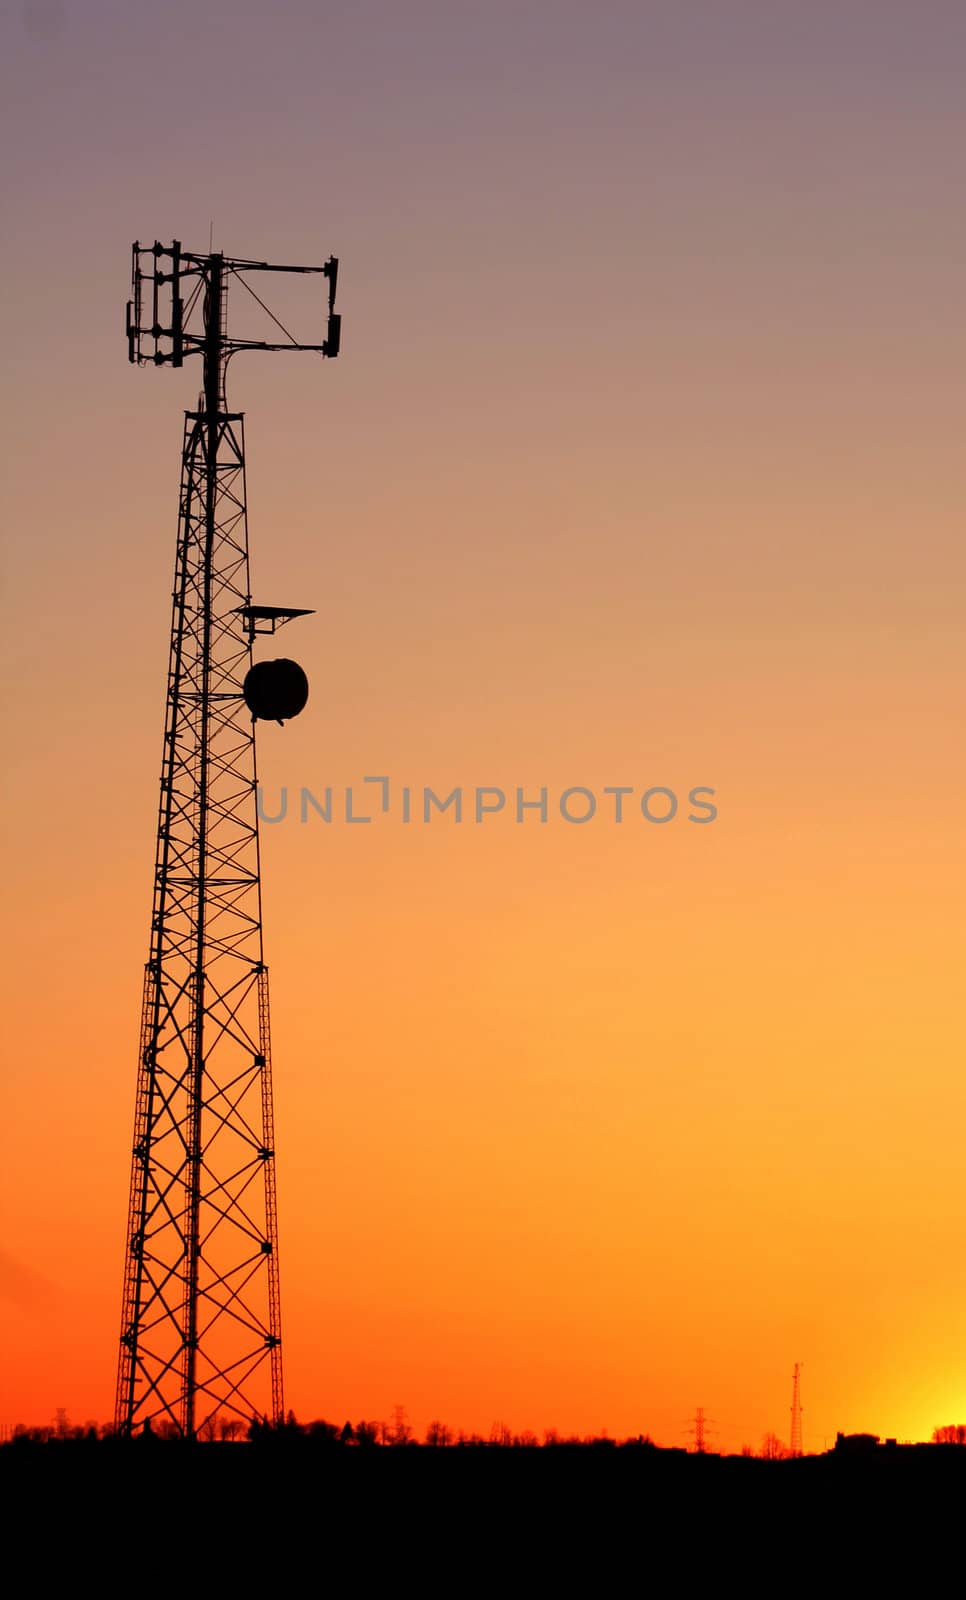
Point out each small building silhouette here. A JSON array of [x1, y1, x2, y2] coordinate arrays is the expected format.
[[834, 1432, 880, 1453]]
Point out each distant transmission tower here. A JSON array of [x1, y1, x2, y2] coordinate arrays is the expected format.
[[790, 1362, 804, 1456], [690, 1406, 708, 1454], [115, 238, 341, 1439]]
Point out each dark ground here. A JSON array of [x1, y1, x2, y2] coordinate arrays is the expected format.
[[3, 1440, 962, 1575]]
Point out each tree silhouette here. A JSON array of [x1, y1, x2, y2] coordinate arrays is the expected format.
[[760, 1432, 789, 1460], [932, 1424, 966, 1445]]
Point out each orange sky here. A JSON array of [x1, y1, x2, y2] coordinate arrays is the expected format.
[[2, 1, 965, 1450]]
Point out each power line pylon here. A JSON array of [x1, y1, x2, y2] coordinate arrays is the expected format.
[[790, 1362, 804, 1457], [115, 238, 340, 1439], [694, 1406, 706, 1453], [687, 1406, 712, 1454]]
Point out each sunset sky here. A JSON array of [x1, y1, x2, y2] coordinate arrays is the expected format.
[[2, 0, 965, 1451]]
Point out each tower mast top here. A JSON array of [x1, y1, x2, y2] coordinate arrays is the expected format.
[[126, 239, 341, 379]]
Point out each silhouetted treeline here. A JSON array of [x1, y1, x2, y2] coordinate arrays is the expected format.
[[5, 1412, 966, 1455], [245, 1412, 658, 1449], [1, 1412, 658, 1450]]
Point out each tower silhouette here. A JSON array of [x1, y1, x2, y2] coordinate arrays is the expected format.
[[790, 1362, 804, 1456], [688, 1406, 710, 1453], [115, 239, 340, 1438]]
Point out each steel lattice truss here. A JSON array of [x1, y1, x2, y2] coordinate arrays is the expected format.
[[116, 404, 283, 1437]]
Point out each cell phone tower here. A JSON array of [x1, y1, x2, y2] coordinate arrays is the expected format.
[[790, 1361, 804, 1456], [115, 238, 341, 1439]]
